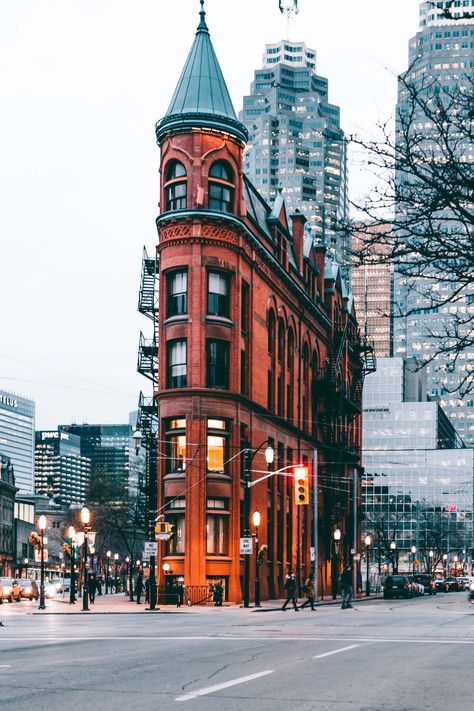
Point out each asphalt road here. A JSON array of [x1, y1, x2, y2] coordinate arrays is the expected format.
[[1, 593, 473, 710]]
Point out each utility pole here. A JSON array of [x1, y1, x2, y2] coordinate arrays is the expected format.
[[353, 467, 358, 594], [313, 449, 318, 602]]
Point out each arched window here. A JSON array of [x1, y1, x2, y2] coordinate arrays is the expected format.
[[165, 161, 187, 211], [268, 310, 276, 355], [208, 161, 234, 213], [277, 319, 285, 364], [287, 328, 295, 422], [302, 343, 310, 385]]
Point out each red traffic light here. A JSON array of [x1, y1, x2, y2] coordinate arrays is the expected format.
[[294, 466, 309, 505]]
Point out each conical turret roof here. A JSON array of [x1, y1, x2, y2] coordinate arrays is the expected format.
[[156, 2, 247, 144]]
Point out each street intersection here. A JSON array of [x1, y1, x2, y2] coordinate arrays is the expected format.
[[1, 594, 473, 710]]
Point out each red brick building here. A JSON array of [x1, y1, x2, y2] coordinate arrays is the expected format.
[[152, 4, 370, 603]]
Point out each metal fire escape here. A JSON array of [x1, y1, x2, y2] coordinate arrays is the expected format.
[[136, 246, 159, 543]]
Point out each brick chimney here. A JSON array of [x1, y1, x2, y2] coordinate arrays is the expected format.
[[290, 209, 306, 274]]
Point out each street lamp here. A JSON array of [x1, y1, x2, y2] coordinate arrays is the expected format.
[[114, 553, 119, 592], [252, 510, 261, 608], [442, 553, 448, 577], [132, 429, 143, 455], [390, 541, 397, 573], [24, 558, 29, 579], [106, 550, 111, 594], [411, 546, 417, 575], [80, 506, 91, 612], [243, 442, 274, 608], [364, 534, 372, 596], [332, 527, 342, 599], [68, 525, 77, 604], [38, 515, 47, 610], [429, 549, 434, 575]]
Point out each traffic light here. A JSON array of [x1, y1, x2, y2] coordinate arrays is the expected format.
[[294, 466, 309, 505], [63, 542, 71, 558]]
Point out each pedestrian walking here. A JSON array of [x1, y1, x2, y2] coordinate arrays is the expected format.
[[96, 575, 103, 596], [281, 574, 299, 611], [300, 573, 316, 610], [213, 580, 223, 606], [135, 569, 144, 604], [88, 572, 96, 604], [145, 576, 149, 604], [340, 565, 353, 609], [175, 580, 184, 608]]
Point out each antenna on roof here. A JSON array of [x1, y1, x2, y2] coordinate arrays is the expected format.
[[279, 0, 299, 40]]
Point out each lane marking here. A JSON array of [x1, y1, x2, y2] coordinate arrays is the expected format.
[[0, 665, 12, 669], [2, 635, 474, 643], [313, 644, 360, 659], [175, 669, 274, 702]]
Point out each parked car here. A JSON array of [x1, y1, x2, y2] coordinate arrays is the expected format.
[[445, 577, 463, 592], [434, 578, 450, 593], [413, 574, 437, 595], [383, 575, 413, 599], [18, 579, 39, 601], [0, 578, 22, 602], [407, 576, 424, 596], [456, 576, 471, 590]]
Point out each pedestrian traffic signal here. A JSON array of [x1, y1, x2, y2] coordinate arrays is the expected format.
[[294, 466, 309, 505]]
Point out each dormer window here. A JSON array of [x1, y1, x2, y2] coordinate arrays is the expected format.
[[209, 161, 234, 213], [165, 161, 187, 211]]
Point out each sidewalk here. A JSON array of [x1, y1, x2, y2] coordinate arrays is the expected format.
[[1, 592, 383, 615]]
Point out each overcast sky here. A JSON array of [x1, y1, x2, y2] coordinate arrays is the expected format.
[[0, 0, 419, 429]]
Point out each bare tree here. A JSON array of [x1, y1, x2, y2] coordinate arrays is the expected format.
[[350, 63, 474, 394]]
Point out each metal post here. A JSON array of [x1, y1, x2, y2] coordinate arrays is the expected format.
[[69, 543, 75, 604], [366, 544, 370, 596], [129, 556, 134, 601], [38, 530, 45, 610], [82, 533, 89, 612], [254, 524, 260, 607], [353, 467, 358, 595], [106, 558, 109, 594], [313, 449, 318, 602], [243, 448, 251, 608], [114, 561, 118, 593]]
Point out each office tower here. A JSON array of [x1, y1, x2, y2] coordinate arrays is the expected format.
[[240, 40, 349, 269], [0, 389, 35, 493], [362, 357, 473, 569], [394, 3, 474, 444], [34, 429, 91, 507], [351, 223, 393, 358]]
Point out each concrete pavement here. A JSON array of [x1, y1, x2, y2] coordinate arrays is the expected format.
[[1, 591, 473, 709]]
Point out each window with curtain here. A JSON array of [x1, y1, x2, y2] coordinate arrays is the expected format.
[[167, 340, 187, 388], [166, 419, 186, 473], [165, 161, 187, 211], [206, 512, 229, 555], [167, 270, 188, 317], [207, 419, 228, 474], [207, 271, 230, 317]]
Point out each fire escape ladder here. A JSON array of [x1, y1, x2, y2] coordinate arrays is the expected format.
[[137, 331, 158, 382], [330, 320, 349, 384]]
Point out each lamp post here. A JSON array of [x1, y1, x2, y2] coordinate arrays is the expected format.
[[411, 545, 417, 575], [243, 443, 274, 608], [81, 507, 91, 612], [106, 550, 111, 594], [364, 534, 372, 596], [252, 510, 261, 608], [443, 553, 448, 577], [332, 527, 341, 599], [454, 554, 459, 578], [429, 549, 434, 576], [390, 541, 397, 573], [38, 515, 47, 610], [125, 556, 130, 596], [114, 553, 119, 592], [68, 525, 76, 604], [24, 558, 29, 579]]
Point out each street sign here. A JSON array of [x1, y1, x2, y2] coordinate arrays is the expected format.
[[240, 537, 253, 555], [35, 549, 48, 563], [155, 532, 172, 541], [75, 532, 85, 546], [144, 542, 158, 557], [310, 546, 315, 562]]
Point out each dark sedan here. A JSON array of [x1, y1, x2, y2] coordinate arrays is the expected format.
[[383, 575, 413, 599]]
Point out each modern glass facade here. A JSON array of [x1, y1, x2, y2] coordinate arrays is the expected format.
[[394, 4, 474, 444], [0, 389, 35, 493], [362, 358, 473, 568], [34, 430, 91, 507], [240, 40, 349, 270]]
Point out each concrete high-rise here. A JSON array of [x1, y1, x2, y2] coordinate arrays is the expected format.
[[240, 39, 349, 269], [394, 2, 474, 444], [0, 389, 35, 493], [34, 429, 91, 507]]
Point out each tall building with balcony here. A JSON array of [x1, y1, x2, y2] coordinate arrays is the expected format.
[[34, 429, 91, 507], [143, 5, 372, 603], [394, 2, 474, 444], [0, 389, 35, 493], [240, 40, 349, 270]]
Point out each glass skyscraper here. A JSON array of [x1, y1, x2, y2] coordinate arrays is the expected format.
[[362, 358, 473, 568], [240, 39, 349, 270], [394, 2, 474, 444], [34, 429, 91, 507], [0, 389, 35, 493]]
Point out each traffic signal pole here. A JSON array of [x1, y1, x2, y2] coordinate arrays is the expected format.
[[313, 449, 318, 603]]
